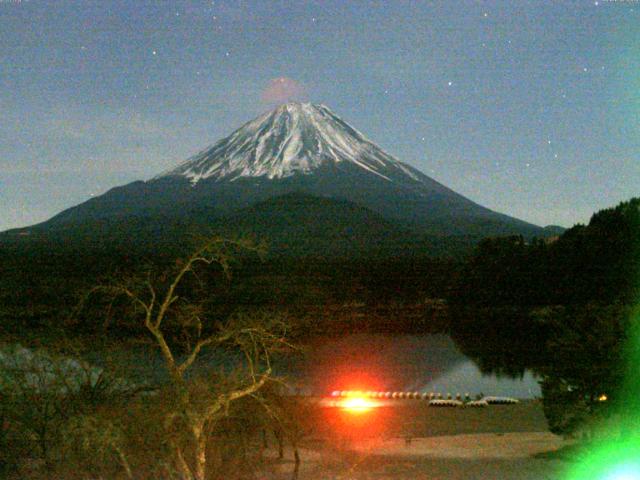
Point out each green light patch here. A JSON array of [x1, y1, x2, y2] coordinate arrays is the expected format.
[[565, 438, 640, 480]]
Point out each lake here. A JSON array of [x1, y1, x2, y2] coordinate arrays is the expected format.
[[284, 334, 540, 398], [77, 333, 540, 399]]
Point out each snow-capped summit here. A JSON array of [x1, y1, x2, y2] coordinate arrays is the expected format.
[[157, 102, 424, 185]]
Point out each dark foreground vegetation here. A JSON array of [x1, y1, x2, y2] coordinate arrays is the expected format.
[[1, 237, 307, 479], [0, 197, 638, 478]]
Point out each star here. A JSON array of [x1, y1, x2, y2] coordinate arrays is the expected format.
[[152, 50, 157, 56], [225, 51, 230, 57], [483, 12, 488, 18], [554, 153, 559, 159], [447, 81, 453, 86], [583, 67, 588, 72], [311, 17, 316, 23], [547, 140, 552, 145], [526, 163, 531, 168]]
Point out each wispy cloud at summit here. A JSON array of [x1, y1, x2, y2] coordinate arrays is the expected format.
[[261, 77, 307, 105]]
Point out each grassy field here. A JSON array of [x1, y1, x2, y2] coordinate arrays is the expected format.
[[313, 399, 550, 439]]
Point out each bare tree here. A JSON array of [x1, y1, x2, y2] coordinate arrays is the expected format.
[[256, 387, 317, 480], [83, 236, 292, 480]]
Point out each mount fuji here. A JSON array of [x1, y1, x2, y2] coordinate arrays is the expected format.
[[7, 103, 551, 256]]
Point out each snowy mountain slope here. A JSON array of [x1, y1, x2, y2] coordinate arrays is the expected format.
[[157, 103, 427, 186]]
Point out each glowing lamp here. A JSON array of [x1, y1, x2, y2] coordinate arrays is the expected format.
[[340, 396, 376, 414]]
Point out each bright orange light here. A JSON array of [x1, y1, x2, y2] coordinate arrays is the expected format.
[[339, 396, 377, 413]]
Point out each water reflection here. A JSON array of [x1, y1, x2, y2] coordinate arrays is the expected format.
[[85, 333, 541, 399], [286, 334, 540, 398], [423, 361, 540, 398]]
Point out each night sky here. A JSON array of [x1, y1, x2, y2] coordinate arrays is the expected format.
[[1, 0, 638, 231]]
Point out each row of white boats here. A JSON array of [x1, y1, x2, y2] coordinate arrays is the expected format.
[[329, 390, 520, 407]]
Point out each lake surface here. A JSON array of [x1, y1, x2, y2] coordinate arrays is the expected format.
[[79, 333, 540, 399], [284, 334, 540, 398]]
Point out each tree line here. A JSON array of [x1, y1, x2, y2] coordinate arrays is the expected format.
[[448, 197, 640, 438]]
